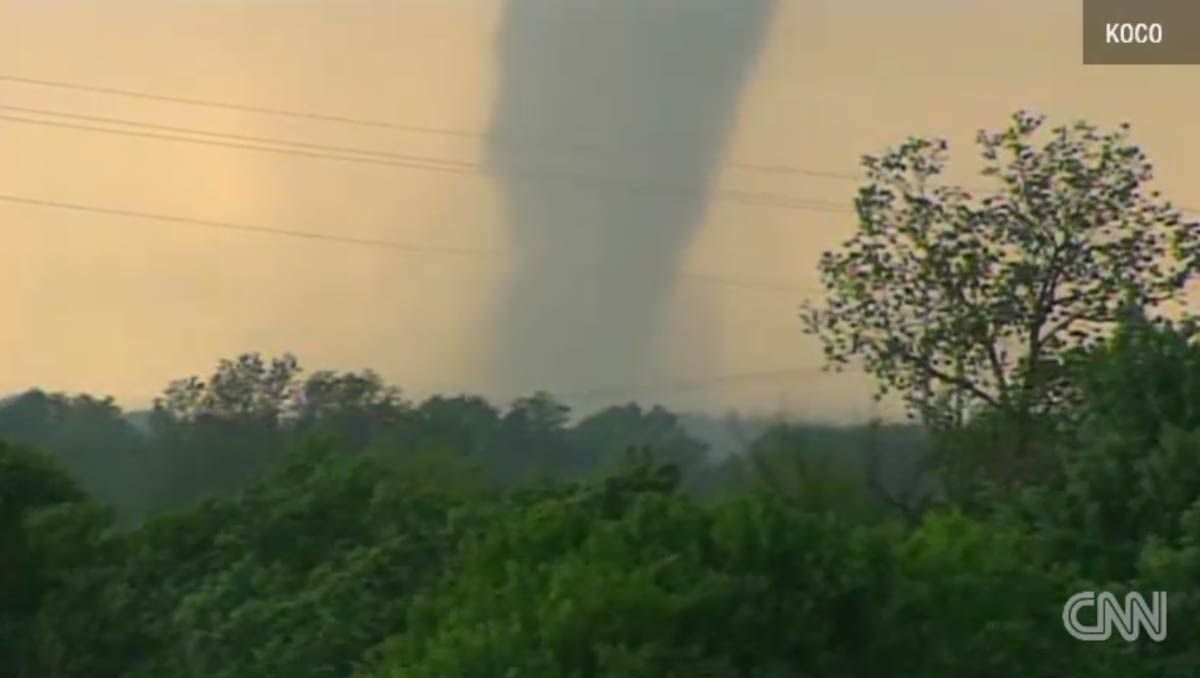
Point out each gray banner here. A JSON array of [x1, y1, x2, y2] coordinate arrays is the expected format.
[[1083, 0, 1200, 64]]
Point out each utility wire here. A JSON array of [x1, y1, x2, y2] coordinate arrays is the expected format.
[[0, 103, 482, 169], [6, 75, 1197, 214], [0, 110, 854, 213], [0, 191, 826, 294], [0, 192, 493, 258], [0, 74, 465, 135], [0, 112, 487, 177], [0, 73, 862, 180], [11, 103, 1193, 216]]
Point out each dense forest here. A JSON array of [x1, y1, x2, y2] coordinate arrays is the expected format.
[[5, 113, 1200, 676]]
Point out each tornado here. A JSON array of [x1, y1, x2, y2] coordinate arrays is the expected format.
[[487, 0, 777, 400]]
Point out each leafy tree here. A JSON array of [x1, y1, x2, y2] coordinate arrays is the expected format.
[[18, 439, 485, 678], [405, 395, 501, 460], [17, 502, 129, 678], [369, 470, 892, 678], [874, 511, 1141, 678], [145, 353, 302, 506], [0, 443, 87, 675], [495, 391, 582, 482], [0, 441, 84, 526], [726, 423, 879, 518], [292, 369, 411, 451], [803, 112, 1200, 435], [708, 422, 932, 521], [0, 391, 148, 516], [571, 403, 709, 474], [153, 352, 301, 426], [992, 316, 1200, 581], [1135, 501, 1200, 675], [1069, 312, 1200, 445], [160, 442, 476, 678]]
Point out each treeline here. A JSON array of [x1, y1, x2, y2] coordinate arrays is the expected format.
[[3, 313, 1200, 677], [0, 354, 926, 522]]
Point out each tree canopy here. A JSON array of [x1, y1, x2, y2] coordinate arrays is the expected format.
[[804, 112, 1200, 430]]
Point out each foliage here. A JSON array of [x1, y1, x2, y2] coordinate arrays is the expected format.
[[4, 343, 1200, 677], [803, 112, 1200, 430], [0, 391, 147, 515], [0, 443, 89, 676], [368, 471, 892, 678], [977, 316, 1200, 586]]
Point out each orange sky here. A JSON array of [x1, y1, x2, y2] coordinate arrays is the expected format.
[[1, 0, 1197, 419]]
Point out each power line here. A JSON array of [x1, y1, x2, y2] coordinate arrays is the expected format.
[[0, 103, 481, 169], [0, 74, 464, 135], [0, 110, 855, 213], [0, 73, 861, 180], [0, 112, 482, 176], [12, 103, 1192, 218], [0, 191, 825, 294], [0, 192, 493, 258], [7, 74, 1198, 215]]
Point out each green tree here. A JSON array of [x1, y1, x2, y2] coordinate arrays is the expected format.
[[570, 403, 709, 475], [875, 511, 1142, 678], [0, 390, 148, 517], [292, 369, 411, 451], [0, 443, 87, 675], [1135, 501, 1200, 675], [161, 441, 476, 678], [496, 391, 582, 482], [992, 315, 1200, 581], [405, 395, 501, 461], [729, 423, 880, 519], [153, 352, 301, 425], [145, 353, 302, 506], [803, 112, 1199, 437], [368, 465, 894, 678]]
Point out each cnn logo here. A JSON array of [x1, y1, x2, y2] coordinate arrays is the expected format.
[[1062, 591, 1167, 642]]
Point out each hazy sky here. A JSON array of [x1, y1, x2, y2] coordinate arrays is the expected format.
[[2, 0, 1198, 419]]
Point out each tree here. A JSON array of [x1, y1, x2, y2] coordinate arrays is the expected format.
[[570, 403, 709, 474], [292, 369, 410, 451], [160, 442, 473, 678], [0, 441, 85, 524], [497, 391, 581, 481], [0, 443, 87, 675], [727, 423, 881, 520], [405, 395, 501, 460], [803, 112, 1200, 433], [0, 391, 147, 517], [992, 316, 1200, 582], [875, 511, 1139, 678], [370, 471, 891, 678], [152, 352, 301, 427], [146, 353, 302, 505]]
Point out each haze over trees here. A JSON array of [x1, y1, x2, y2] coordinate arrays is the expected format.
[[4, 113, 1200, 677]]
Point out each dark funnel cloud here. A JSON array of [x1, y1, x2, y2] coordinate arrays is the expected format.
[[487, 0, 778, 399]]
